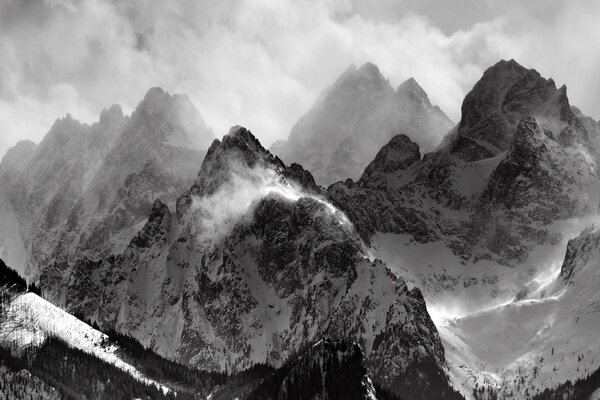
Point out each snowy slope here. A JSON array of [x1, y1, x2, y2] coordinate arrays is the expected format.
[[433, 224, 600, 399], [0, 292, 170, 394]]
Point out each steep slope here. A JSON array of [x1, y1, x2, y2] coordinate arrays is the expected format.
[[41, 126, 457, 399], [0, 141, 35, 272], [270, 62, 453, 185], [437, 226, 600, 399], [0, 88, 214, 279], [0, 291, 170, 394]]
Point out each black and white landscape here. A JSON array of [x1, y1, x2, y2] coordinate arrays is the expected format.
[[2, 1, 600, 400]]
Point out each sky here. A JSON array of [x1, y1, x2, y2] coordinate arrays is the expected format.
[[1, 0, 599, 158]]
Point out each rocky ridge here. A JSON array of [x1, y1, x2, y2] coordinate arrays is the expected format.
[[0, 87, 214, 278], [40, 126, 457, 399]]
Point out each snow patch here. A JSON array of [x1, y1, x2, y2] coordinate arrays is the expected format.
[[0, 292, 170, 394]]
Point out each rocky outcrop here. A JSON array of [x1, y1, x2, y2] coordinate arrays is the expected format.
[[360, 134, 421, 185], [270, 62, 453, 185], [559, 227, 600, 284]]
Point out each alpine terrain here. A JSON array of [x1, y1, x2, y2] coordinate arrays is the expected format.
[[1, 58, 600, 400]]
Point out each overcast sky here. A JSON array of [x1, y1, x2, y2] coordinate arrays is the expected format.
[[1, 0, 599, 158]]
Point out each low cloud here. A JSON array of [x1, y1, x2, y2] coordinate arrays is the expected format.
[[1, 0, 599, 158], [189, 162, 351, 242]]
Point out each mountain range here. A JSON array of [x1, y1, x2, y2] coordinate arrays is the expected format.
[[1, 59, 600, 400]]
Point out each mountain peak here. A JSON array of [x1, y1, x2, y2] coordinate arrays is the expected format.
[[360, 134, 421, 183], [358, 61, 382, 76], [336, 62, 388, 88], [127, 87, 214, 150], [450, 58, 581, 161], [99, 104, 124, 126], [135, 87, 172, 117], [397, 77, 432, 107]]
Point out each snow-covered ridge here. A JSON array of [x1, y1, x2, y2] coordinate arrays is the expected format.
[[0, 292, 170, 394]]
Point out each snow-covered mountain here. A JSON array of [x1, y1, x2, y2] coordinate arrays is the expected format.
[[39, 126, 458, 399], [325, 59, 600, 398], [328, 59, 599, 303], [3, 58, 600, 399], [270, 62, 453, 185], [0, 87, 214, 279]]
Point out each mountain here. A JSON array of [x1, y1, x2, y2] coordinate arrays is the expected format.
[[270, 62, 453, 185], [328, 58, 599, 289], [324, 59, 600, 397], [39, 126, 459, 399], [0, 87, 214, 279], [4, 58, 600, 399]]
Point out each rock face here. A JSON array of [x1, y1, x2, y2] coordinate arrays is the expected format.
[[450, 59, 588, 162], [41, 126, 455, 399], [559, 227, 600, 285], [329, 59, 600, 269], [270, 62, 453, 185], [0, 87, 214, 278]]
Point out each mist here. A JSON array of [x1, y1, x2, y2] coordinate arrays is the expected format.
[[1, 0, 600, 160], [188, 161, 352, 242]]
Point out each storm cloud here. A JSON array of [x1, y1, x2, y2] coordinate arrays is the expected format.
[[1, 0, 599, 158]]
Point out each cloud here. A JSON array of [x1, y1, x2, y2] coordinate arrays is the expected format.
[[188, 161, 352, 242], [1, 0, 599, 159]]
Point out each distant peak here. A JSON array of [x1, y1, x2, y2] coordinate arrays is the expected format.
[[143, 86, 168, 100], [397, 77, 431, 106], [134, 87, 172, 116], [358, 62, 381, 76], [336, 62, 386, 87], [50, 113, 83, 131], [99, 104, 124, 124]]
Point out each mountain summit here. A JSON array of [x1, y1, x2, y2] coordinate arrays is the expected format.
[[449, 59, 588, 161], [271, 62, 453, 185]]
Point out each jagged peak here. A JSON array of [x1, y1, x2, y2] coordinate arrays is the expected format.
[[221, 125, 272, 158], [487, 58, 529, 75], [44, 113, 88, 142], [134, 87, 171, 115], [0, 140, 37, 172], [335, 61, 388, 88], [397, 77, 432, 107], [360, 133, 421, 183], [99, 104, 124, 124]]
